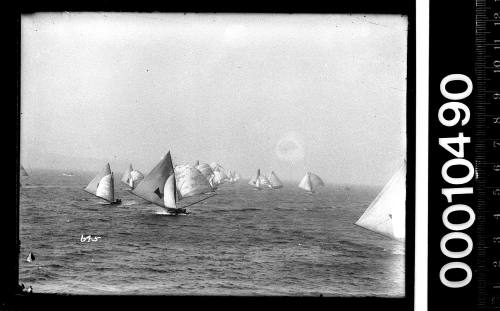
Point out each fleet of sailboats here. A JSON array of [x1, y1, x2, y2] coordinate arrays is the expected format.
[[36, 149, 405, 239], [84, 163, 122, 205], [355, 161, 406, 242]]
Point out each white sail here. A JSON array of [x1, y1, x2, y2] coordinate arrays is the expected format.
[[132, 152, 175, 207], [212, 170, 228, 186], [196, 163, 217, 189], [84, 163, 116, 202], [121, 164, 133, 185], [268, 171, 283, 189], [210, 163, 230, 184], [255, 176, 262, 189], [163, 174, 177, 208], [355, 161, 406, 241], [249, 169, 260, 186], [298, 172, 324, 192], [175, 166, 213, 198], [129, 170, 145, 188], [259, 175, 272, 188], [298, 173, 312, 192], [309, 173, 325, 187], [95, 173, 115, 202]]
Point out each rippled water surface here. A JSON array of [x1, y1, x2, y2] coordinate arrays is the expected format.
[[19, 170, 404, 296]]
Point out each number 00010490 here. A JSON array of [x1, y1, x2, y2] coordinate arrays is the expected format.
[[437, 74, 475, 289]]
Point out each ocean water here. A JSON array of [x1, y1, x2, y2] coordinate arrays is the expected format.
[[18, 170, 405, 296]]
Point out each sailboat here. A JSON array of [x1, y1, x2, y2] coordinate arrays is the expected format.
[[233, 172, 241, 181], [210, 162, 230, 185], [196, 163, 217, 189], [131, 152, 215, 216], [259, 175, 272, 188], [121, 164, 145, 189], [20, 165, 29, 177], [268, 171, 283, 189], [355, 161, 406, 242], [298, 172, 325, 193], [129, 170, 145, 188], [84, 163, 121, 205], [249, 169, 264, 190], [121, 164, 133, 186]]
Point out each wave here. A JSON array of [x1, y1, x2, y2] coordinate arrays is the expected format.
[[121, 200, 139, 206]]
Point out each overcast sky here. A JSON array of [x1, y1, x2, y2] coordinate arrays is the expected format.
[[21, 13, 407, 186]]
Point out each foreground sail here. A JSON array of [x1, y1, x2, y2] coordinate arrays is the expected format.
[[84, 163, 121, 205], [355, 161, 406, 241], [132, 152, 215, 215], [298, 172, 325, 192], [268, 171, 283, 189]]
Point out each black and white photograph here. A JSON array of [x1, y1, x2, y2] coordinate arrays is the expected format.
[[18, 12, 409, 297]]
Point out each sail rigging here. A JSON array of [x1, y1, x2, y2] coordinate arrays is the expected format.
[[355, 161, 406, 241]]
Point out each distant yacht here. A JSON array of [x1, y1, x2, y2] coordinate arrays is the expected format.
[[131, 151, 215, 216], [249, 169, 263, 190], [268, 171, 283, 189], [20, 165, 29, 177], [196, 163, 217, 189], [121, 164, 144, 189], [84, 163, 122, 205], [298, 172, 325, 193], [355, 161, 406, 242], [62, 172, 74, 177]]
